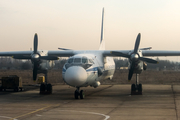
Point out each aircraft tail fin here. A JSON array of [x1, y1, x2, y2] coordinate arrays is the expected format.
[[99, 8, 105, 50]]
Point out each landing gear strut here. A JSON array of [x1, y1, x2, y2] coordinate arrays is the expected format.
[[74, 87, 85, 99], [39, 71, 52, 94], [131, 74, 142, 95]]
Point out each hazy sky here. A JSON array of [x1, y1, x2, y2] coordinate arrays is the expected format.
[[1, 0, 180, 61]]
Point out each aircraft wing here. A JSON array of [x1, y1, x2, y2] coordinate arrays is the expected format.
[[0, 51, 32, 56], [103, 50, 180, 57], [103, 50, 130, 57], [1, 50, 180, 59], [47, 50, 74, 57], [0, 51, 33, 59], [142, 50, 180, 56], [0, 50, 74, 59]]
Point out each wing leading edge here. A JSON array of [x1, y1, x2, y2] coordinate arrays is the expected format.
[[0, 50, 74, 59], [142, 50, 180, 56], [102, 50, 180, 57], [0, 50, 180, 59]]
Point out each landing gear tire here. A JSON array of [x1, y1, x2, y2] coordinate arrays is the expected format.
[[40, 83, 52, 94], [74, 88, 85, 99], [80, 90, 85, 99], [40, 83, 45, 94], [74, 90, 79, 99], [14, 87, 19, 92], [131, 74, 143, 95], [131, 84, 136, 95], [47, 84, 52, 94], [131, 83, 143, 95], [138, 83, 142, 95]]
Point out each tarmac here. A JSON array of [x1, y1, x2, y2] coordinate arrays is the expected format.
[[0, 84, 180, 120]]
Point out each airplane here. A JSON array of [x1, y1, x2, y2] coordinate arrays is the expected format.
[[1, 8, 180, 99]]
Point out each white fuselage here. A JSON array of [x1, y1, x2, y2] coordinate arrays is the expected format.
[[62, 51, 115, 88]]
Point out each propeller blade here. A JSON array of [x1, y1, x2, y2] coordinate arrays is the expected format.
[[128, 62, 135, 80], [139, 57, 158, 64], [40, 56, 59, 60], [134, 33, 141, 53], [34, 33, 38, 53], [111, 51, 130, 58], [33, 62, 38, 80]]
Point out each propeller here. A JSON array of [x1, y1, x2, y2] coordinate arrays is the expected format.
[[111, 33, 158, 80], [31, 33, 59, 81], [32, 33, 40, 81]]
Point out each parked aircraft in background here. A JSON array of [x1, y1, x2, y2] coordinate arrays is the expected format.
[[0, 8, 180, 99]]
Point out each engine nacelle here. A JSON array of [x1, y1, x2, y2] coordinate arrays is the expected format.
[[143, 62, 147, 70], [92, 81, 101, 88], [39, 60, 55, 70]]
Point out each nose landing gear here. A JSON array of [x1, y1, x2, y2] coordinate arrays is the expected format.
[[74, 87, 85, 99]]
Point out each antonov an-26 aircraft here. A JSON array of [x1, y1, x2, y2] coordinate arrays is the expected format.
[[1, 8, 180, 99]]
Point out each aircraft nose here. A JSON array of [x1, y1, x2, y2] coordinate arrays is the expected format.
[[64, 66, 87, 87]]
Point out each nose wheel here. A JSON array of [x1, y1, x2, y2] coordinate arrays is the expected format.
[[74, 87, 85, 99], [131, 74, 142, 95]]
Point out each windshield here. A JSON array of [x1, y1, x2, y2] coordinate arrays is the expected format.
[[74, 58, 81, 63], [68, 58, 73, 63], [67, 56, 93, 64], [65, 56, 94, 69], [82, 57, 88, 64]]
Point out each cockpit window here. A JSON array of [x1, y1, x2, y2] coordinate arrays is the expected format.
[[65, 56, 94, 69], [89, 59, 94, 64], [74, 58, 81, 63], [68, 58, 73, 63], [82, 57, 88, 64]]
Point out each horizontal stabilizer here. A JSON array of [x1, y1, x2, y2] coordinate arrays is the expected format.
[[140, 47, 152, 50], [58, 48, 71, 50]]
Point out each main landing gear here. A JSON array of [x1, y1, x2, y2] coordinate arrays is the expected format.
[[131, 74, 142, 95], [40, 83, 52, 94], [39, 71, 52, 94], [74, 87, 85, 99]]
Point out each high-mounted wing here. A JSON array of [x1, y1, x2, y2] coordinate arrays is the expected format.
[[142, 50, 180, 56], [102, 49, 180, 57]]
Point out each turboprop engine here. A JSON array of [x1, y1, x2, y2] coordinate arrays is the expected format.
[[13, 34, 59, 80], [111, 33, 158, 80]]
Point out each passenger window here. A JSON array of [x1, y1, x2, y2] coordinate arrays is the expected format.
[[68, 58, 73, 63], [74, 58, 81, 63], [82, 57, 88, 64]]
